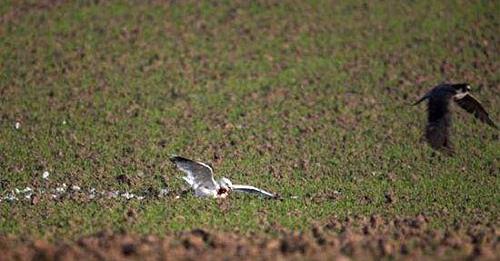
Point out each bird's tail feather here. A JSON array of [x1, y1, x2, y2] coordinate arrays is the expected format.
[[413, 94, 430, 106]]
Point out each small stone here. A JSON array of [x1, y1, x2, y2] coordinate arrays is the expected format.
[[182, 235, 205, 251], [384, 192, 395, 204], [31, 195, 40, 205], [122, 243, 136, 256], [266, 239, 281, 250]]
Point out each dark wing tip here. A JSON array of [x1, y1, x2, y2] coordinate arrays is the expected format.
[[169, 155, 179, 162], [483, 114, 498, 129], [481, 116, 497, 130], [169, 155, 190, 163], [455, 94, 498, 129], [481, 114, 498, 129], [269, 193, 281, 200], [262, 190, 277, 199]]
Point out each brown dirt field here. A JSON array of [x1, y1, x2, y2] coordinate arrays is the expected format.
[[1, 215, 498, 261]]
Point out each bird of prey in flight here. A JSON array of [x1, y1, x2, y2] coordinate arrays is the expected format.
[[413, 83, 497, 154], [170, 156, 276, 198]]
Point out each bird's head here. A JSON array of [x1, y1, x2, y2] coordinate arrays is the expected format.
[[219, 177, 233, 190], [452, 83, 471, 94]]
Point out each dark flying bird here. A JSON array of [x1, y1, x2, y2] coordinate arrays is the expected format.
[[413, 83, 497, 154]]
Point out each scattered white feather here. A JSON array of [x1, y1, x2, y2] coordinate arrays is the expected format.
[[88, 188, 96, 199], [158, 188, 169, 197], [5, 194, 17, 201], [56, 183, 67, 193], [121, 192, 134, 200], [1, 183, 169, 204]]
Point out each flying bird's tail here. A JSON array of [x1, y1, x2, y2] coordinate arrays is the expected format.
[[413, 93, 430, 106]]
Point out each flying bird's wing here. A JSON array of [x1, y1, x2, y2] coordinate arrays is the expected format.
[[454, 94, 498, 129], [170, 156, 217, 190], [231, 184, 276, 198]]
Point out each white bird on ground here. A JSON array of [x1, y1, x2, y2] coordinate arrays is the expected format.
[[170, 156, 276, 199]]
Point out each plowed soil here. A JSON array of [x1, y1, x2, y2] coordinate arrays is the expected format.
[[1, 215, 498, 261]]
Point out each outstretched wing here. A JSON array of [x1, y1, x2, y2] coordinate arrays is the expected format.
[[454, 94, 497, 129], [170, 156, 217, 189], [232, 184, 276, 198]]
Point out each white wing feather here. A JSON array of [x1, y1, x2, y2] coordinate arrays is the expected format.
[[170, 156, 218, 190], [231, 184, 276, 198]]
